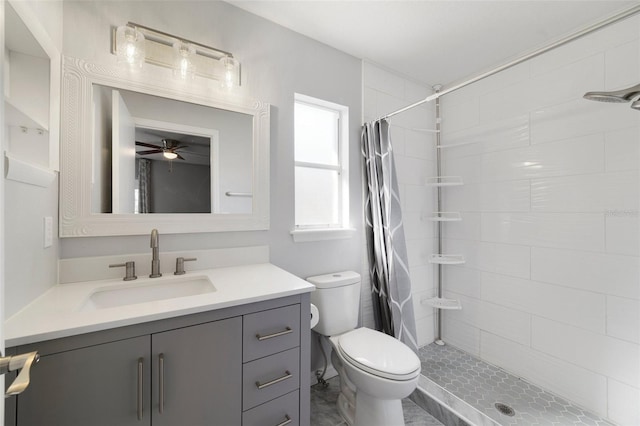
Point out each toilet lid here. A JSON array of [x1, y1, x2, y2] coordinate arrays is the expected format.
[[337, 328, 421, 381]]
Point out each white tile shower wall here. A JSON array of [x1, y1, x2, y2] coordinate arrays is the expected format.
[[441, 16, 640, 424], [362, 61, 437, 347]]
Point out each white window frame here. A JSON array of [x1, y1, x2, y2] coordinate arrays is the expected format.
[[291, 93, 355, 242]]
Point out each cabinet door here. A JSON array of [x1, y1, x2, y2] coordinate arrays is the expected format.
[[152, 317, 242, 426], [16, 336, 151, 426]]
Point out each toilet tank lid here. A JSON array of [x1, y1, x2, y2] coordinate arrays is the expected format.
[[306, 271, 361, 288]]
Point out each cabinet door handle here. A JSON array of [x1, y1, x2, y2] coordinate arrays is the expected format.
[[256, 327, 292, 341], [159, 353, 165, 414], [137, 357, 144, 421], [255, 370, 292, 389], [275, 415, 292, 426]]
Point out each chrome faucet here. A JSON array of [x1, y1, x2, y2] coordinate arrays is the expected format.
[[150, 229, 162, 278]]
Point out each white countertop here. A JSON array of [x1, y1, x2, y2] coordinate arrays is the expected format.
[[5, 263, 314, 347]]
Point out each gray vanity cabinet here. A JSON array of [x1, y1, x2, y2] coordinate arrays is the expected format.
[[15, 336, 152, 426], [151, 318, 242, 426], [11, 318, 241, 426], [7, 294, 311, 426]]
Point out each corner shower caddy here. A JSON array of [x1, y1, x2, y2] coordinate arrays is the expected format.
[[420, 91, 463, 346]]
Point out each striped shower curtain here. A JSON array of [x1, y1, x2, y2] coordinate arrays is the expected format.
[[362, 119, 419, 352]]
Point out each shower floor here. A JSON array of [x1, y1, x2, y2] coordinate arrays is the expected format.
[[415, 343, 614, 426]]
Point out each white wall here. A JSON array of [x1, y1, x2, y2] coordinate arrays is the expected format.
[[361, 61, 437, 346], [53, 1, 362, 277], [4, 0, 62, 319], [440, 16, 640, 425]]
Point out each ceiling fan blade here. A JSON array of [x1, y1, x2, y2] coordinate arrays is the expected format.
[[136, 141, 162, 149], [176, 153, 186, 160], [137, 149, 163, 155]]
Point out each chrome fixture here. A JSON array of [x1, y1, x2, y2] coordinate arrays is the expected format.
[[112, 22, 240, 88], [109, 261, 138, 281], [0, 351, 39, 396], [150, 229, 162, 278], [583, 83, 640, 103], [174, 257, 197, 275], [583, 83, 640, 111]]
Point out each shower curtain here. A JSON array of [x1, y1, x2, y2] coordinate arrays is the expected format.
[[138, 158, 152, 213], [362, 119, 419, 352]]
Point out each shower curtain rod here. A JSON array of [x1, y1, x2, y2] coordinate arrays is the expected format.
[[378, 4, 640, 121]]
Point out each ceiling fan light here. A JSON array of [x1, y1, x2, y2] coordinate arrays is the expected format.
[[163, 151, 178, 160]]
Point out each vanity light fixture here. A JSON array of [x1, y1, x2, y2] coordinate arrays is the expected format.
[[115, 24, 146, 68], [112, 22, 241, 88], [172, 41, 196, 80]]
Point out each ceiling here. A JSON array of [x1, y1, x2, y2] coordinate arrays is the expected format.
[[228, 0, 639, 87]]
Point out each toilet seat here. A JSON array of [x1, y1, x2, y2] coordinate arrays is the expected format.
[[337, 328, 420, 381]]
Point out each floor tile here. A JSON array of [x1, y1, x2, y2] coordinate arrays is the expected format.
[[311, 376, 443, 426]]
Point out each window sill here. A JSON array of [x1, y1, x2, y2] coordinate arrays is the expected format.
[[290, 227, 356, 243]]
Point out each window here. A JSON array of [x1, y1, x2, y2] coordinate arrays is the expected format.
[[292, 94, 352, 241]]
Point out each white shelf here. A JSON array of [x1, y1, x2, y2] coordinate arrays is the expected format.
[[5, 99, 49, 131], [421, 297, 462, 310], [426, 176, 463, 187], [429, 254, 466, 265], [428, 212, 462, 222]]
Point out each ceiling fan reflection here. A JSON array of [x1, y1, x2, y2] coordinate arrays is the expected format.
[[135, 139, 189, 160]]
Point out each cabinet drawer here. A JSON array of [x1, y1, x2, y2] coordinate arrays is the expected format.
[[242, 390, 299, 426], [243, 304, 300, 362], [243, 347, 300, 410]]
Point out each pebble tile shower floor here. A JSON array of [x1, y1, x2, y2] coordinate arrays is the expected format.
[[418, 343, 614, 426]]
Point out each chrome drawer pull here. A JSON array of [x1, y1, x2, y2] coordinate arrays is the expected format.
[[256, 327, 293, 341], [159, 354, 165, 414], [256, 370, 292, 389], [276, 415, 292, 426], [137, 358, 144, 421]]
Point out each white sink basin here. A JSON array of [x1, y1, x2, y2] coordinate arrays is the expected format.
[[81, 275, 216, 311]]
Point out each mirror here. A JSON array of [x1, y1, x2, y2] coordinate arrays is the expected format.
[[92, 85, 253, 215], [60, 57, 270, 237]]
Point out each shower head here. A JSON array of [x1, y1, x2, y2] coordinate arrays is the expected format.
[[583, 83, 640, 103]]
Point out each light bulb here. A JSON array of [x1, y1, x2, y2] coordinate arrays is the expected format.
[[172, 41, 196, 80], [116, 25, 145, 69], [220, 56, 239, 89], [163, 151, 178, 160]]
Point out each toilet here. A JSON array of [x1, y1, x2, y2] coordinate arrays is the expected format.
[[308, 271, 421, 426]]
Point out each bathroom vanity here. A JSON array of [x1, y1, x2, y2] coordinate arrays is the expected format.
[[4, 263, 313, 426]]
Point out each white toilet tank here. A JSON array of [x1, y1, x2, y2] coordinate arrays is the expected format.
[[308, 271, 361, 336]]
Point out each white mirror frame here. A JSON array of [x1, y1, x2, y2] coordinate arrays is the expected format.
[[60, 56, 270, 237]]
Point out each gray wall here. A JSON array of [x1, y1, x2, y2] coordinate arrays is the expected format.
[[59, 1, 363, 280], [150, 161, 211, 213]]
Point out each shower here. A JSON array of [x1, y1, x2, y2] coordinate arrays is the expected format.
[[583, 82, 640, 109]]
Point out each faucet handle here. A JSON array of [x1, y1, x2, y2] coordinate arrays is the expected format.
[[174, 257, 197, 275], [109, 261, 137, 281]]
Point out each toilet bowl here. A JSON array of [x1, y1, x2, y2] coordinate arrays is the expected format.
[[308, 271, 421, 426]]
